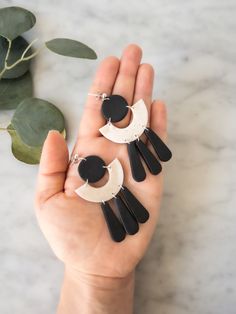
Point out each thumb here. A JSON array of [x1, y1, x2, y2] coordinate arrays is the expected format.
[[35, 130, 69, 208]]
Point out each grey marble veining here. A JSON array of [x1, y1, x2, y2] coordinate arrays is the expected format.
[[0, 0, 236, 313]]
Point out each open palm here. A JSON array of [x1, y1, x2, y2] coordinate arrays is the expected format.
[[35, 45, 168, 279]]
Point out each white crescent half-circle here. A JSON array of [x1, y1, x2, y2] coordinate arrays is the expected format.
[[75, 158, 124, 203], [99, 99, 148, 144]]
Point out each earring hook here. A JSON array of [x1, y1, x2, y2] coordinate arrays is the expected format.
[[70, 154, 86, 165], [88, 92, 110, 101]]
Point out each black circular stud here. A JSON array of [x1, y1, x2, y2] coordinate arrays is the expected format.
[[101, 95, 129, 122], [78, 155, 106, 183]]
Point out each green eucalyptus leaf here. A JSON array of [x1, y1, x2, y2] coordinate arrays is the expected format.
[[11, 98, 65, 147], [0, 36, 32, 79], [7, 124, 66, 164], [0, 6, 36, 40], [0, 71, 33, 110], [45, 38, 97, 59], [7, 124, 42, 164]]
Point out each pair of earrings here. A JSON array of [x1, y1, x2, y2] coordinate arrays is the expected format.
[[73, 93, 172, 242]]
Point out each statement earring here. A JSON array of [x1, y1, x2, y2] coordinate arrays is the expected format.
[[88, 93, 172, 182], [72, 154, 149, 242]]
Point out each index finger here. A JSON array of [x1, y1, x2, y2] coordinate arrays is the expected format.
[[78, 56, 120, 139]]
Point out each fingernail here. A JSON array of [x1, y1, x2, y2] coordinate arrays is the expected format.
[[48, 129, 60, 135]]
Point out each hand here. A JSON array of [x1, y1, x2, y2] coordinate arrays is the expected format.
[[35, 44, 168, 313]]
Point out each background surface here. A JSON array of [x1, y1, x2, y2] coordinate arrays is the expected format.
[[0, 0, 235, 313]]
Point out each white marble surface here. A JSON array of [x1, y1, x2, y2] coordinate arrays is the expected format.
[[0, 0, 236, 313]]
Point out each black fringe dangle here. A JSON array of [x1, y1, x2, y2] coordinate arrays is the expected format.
[[77, 155, 150, 242], [101, 186, 150, 242], [101, 95, 172, 182]]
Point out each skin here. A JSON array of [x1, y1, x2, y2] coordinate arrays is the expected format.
[[34, 44, 168, 314]]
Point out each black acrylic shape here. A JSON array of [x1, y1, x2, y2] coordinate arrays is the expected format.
[[102, 95, 129, 122], [114, 196, 139, 235], [144, 128, 172, 162], [78, 155, 106, 183], [135, 139, 162, 175], [127, 141, 146, 182], [101, 202, 126, 242], [121, 186, 149, 223]]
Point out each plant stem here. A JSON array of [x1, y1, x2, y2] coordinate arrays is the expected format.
[[0, 127, 16, 132], [6, 49, 39, 69], [22, 38, 38, 58], [0, 38, 41, 80], [0, 38, 12, 79], [5, 38, 12, 65], [6, 38, 40, 70]]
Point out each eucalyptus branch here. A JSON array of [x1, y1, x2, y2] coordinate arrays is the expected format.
[[6, 50, 39, 69], [0, 38, 12, 78], [0, 38, 41, 79], [5, 38, 12, 65], [5, 38, 40, 70], [21, 38, 39, 59]]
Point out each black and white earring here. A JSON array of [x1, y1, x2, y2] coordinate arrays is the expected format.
[[89, 93, 172, 182], [72, 154, 149, 242]]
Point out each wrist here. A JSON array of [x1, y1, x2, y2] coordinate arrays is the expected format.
[[57, 265, 135, 314]]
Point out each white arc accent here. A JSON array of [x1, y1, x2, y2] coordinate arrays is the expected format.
[[75, 159, 124, 203], [99, 99, 148, 143]]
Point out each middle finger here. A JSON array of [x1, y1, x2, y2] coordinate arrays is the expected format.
[[112, 44, 142, 127]]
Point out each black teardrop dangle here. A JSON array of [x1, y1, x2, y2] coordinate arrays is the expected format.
[[114, 196, 139, 235], [144, 128, 172, 162], [127, 141, 146, 182], [135, 139, 162, 175], [120, 186, 149, 223], [78, 155, 106, 183], [101, 202, 126, 242], [102, 95, 129, 122]]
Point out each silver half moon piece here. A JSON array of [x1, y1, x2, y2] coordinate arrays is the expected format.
[[99, 99, 148, 144], [75, 158, 124, 203]]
